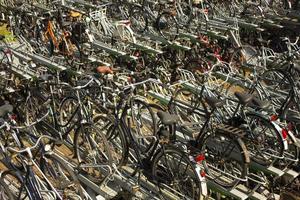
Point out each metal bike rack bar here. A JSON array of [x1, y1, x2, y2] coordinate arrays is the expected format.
[[223, 17, 265, 32], [31, 3, 53, 12], [144, 33, 191, 51], [178, 32, 202, 44], [261, 19, 284, 29], [250, 163, 285, 177], [10, 49, 32, 63], [9, 64, 35, 79], [207, 180, 248, 200], [66, 0, 101, 9], [59, 4, 87, 15], [129, 42, 163, 55], [282, 168, 299, 182], [20, 52, 67, 71], [53, 148, 163, 200], [91, 40, 137, 60], [87, 56, 111, 67], [236, 184, 267, 200], [121, 166, 182, 200]]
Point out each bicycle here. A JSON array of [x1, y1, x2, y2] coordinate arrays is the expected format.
[[100, 78, 207, 199]]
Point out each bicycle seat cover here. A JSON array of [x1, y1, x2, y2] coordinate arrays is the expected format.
[[157, 111, 179, 125], [234, 92, 253, 105], [0, 104, 13, 118], [205, 96, 224, 109], [251, 97, 270, 110]]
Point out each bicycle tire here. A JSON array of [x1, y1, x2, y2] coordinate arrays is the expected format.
[[156, 11, 179, 41], [245, 113, 284, 166], [129, 99, 157, 154], [58, 95, 80, 128], [129, 5, 148, 34], [74, 124, 113, 183], [1, 170, 28, 200], [40, 152, 84, 199], [151, 145, 203, 200], [200, 131, 249, 187], [93, 113, 129, 167], [0, 176, 15, 200]]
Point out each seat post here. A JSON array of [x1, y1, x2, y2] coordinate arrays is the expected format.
[[195, 106, 215, 143]]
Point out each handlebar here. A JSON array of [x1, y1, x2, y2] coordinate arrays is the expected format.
[[6, 135, 56, 155]]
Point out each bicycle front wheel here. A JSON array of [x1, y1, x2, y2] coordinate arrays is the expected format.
[[74, 124, 113, 183], [40, 152, 84, 199], [0, 175, 15, 200]]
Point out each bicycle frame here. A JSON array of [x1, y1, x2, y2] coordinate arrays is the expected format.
[[29, 83, 91, 143], [44, 19, 74, 55], [1, 146, 61, 199]]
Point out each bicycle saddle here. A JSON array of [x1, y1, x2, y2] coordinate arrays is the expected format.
[[251, 97, 270, 110], [157, 111, 180, 126], [285, 110, 300, 124], [0, 35, 5, 41], [205, 96, 224, 109], [234, 92, 253, 105], [0, 104, 13, 118]]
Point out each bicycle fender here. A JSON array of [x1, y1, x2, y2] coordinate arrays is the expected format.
[[271, 121, 288, 150]]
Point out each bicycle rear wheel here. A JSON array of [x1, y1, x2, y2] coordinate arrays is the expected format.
[[245, 113, 284, 166], [129, 99, 157, 154], [200, 131, 249, 187], [152, 145, 203, 200]]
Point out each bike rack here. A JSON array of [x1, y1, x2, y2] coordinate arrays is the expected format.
[[91, 39, 138, 60], [54, 147, 183, 200], [142, 32, 191, 51], [65, 0, 101, 9], [129, 41, 163, 55]]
